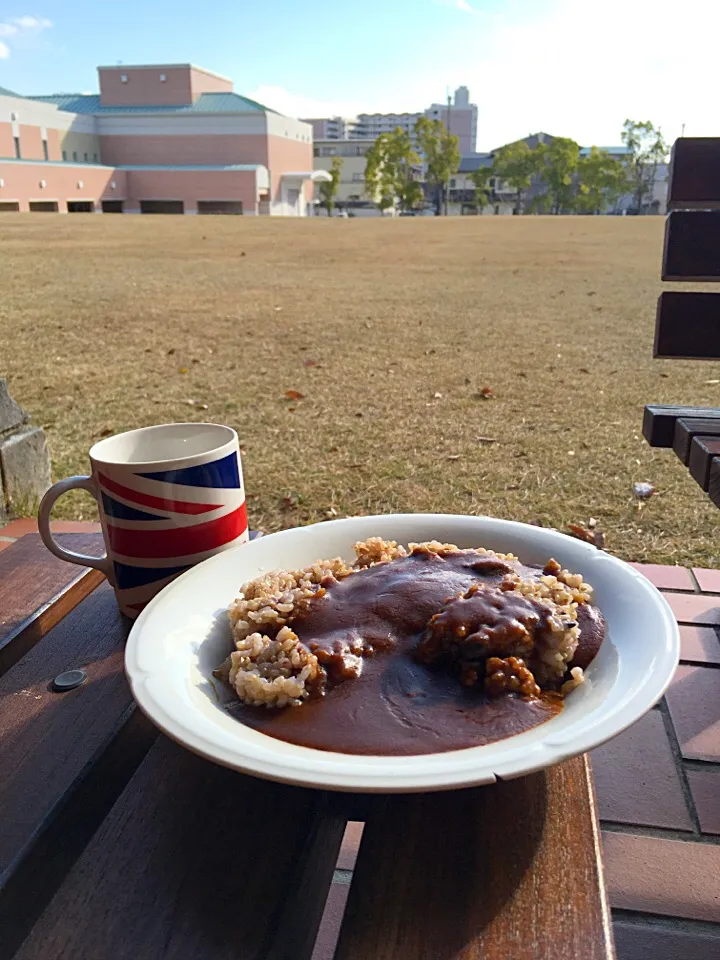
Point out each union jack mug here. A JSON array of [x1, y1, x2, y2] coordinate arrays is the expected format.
[[38, 423, 248, 618]]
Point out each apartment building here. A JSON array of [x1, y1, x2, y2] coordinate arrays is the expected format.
[[312, 139, 374, 206], [302, 86, 479, 154], [302, 116, 361, 141], [0, 63, 320, 215]]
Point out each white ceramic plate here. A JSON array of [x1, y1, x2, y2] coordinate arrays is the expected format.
[[125, 514, 679, 793]]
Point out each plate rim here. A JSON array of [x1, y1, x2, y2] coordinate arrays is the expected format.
[[125, 512, 680, 793]]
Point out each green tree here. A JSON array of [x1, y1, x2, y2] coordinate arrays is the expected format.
[[468, 166, 492, 213], [621, 120, 668, 214], [318, 156, 343, 216], [535, 137, 581, 214], [491, 141, 544, 215], [364, 128, 422, 214], [576, 147, 625, 214], [414, 116, 461, 215]]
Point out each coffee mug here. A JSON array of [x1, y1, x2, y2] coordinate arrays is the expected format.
[[38, 423, 248, 618]]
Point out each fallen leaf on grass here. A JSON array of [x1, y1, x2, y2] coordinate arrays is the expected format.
[[303, 359, 319, 368], [476, 436, 498, 444], [184, 399, 209, 410], [284, 389, 305, 401], [280, 495, 298, 510], [578, 368, 589, 374], [434, 392, 443, 399], [99, 427, 113, 437], [706, 379, 720, 385], [567, 522, 605, 549], [179, 367, 188, 375], [447, 454, 461, 460], [274, 306, 283, 312], [473, 386, 495, 400]]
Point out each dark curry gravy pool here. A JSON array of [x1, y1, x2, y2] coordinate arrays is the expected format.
[[231, 549, 605, 756]]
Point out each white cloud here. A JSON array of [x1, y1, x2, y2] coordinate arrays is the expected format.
[[450, 0, 720, 148], [0, 13, 52, 57], [248, 84, 363, 121], [259, 0, 718, 148], [13, 15, 51, 29]]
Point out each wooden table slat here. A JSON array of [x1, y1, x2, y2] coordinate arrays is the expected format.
[[668, 138, 720, 210], [672, 417, 720, 464], [642, 403, 720, 447], [334, 755, 613, 960], [654, 292, 720, 361], [688, 436, 720, 491], [14, 736, 346, 960], [0, 534, 105, 676], [662, 211, 720, 281], [0, 583, 134, 895]]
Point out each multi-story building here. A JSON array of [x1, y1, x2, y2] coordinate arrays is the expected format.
[[302, 116, 361, 141], [304, 87, 479, 154], [423, 87, 478, 155], [312, 139, 375, 207], [0, 63, 323, 215]]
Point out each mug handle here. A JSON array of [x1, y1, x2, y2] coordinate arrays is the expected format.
[[38, 476, 113, 578]]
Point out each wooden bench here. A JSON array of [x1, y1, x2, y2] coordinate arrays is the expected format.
[[0, 534, 614, 959], [644, 137, 720, 502]]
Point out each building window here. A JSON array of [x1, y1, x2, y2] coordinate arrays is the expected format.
[[93, 153, 98, 162], [450, 179, 456, 188], [13, 136, 20, 159], [62, 150, 67, 161], [120, 74, 128, 83], [42, 139, 48, 161], [83, 152, 88, 162], [352, 173, 364, 182], [72, 151, 77, 162], [313, 147, 320, 157]]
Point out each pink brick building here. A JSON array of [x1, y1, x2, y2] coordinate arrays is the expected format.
[[0, 64, 321, 215]]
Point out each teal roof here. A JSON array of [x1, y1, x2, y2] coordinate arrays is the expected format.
[[579, 145, 631, 156], [29, 91, 274, 115]]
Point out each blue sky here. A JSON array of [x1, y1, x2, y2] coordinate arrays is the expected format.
[[0, 0, 716, 150]]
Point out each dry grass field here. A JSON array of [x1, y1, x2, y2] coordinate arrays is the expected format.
[[2, 214, 720, 566]]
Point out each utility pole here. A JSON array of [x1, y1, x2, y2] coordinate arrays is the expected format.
[[444, 88, 451, 216], [681, 122, 686, 137]]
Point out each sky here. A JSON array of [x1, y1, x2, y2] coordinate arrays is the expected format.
[[0, 0, 717, 151]]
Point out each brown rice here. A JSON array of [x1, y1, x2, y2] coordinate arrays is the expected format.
[[221, 538, 592, 708]]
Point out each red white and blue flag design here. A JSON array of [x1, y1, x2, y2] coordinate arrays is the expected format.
[[97, 451, 247, 616]]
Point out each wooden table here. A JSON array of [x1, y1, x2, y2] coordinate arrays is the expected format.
[[0, 534, 614, 960]]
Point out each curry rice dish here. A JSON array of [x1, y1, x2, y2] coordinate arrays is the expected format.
[[216, 538, 605, 756]]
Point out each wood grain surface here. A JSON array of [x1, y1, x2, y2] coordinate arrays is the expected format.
[[688, 436, 720, 491], [0, 534, 105, 675], [662, 211, 720, 281], [642, 404, 720, 447], [673, 418, 720, 464], [334, 755, 613, 960], [15, 736, 346, 960], [654, 292, 720, 361], [0, 582, 131, 893], [668, 138, 720, 209]]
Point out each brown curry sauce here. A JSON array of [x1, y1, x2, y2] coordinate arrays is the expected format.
[[232, 550, 605, 756]]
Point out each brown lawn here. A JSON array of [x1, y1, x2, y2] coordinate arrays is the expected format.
[[2, 214, 719, 566]]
